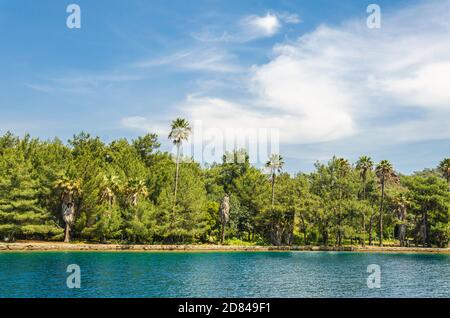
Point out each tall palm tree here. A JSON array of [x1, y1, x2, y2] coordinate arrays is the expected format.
[[55, 177, 82, 243], [125, 178, 148, 207], [356, 156, 373, 246], [375, 160, 394, 247], [265, 154, 284, 207], [438, 158, 450, 190], [168, 118, 191, 210], [335, 158, 350, 246]]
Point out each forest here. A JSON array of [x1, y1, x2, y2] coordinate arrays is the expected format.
[[0, 119, 449, 247]]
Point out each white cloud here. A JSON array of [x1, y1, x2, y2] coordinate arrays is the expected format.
[[241, 13, 281, 39], [382, 61, 450, 110], [25, 72, 143, 95], [192, 12, 300, 43], [132, 48, 242, 73], [179, 95, 353, 144], [121, 116, 167, 136], [277, 12, 302, 24], [124, 1, 450, 152], [180, 1, 450, 145]]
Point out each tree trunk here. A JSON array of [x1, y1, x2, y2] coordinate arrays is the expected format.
[[64, 224, 70, 243], [220, 223, 225, 244], [284, 214, 294, 246], [399, 224, 406, 247], [369, 214, 373, 245], [423, 211, 429, 247], [300, 215, 307, 244], [361, 178, 366, 246], [173, 144, 181, 211], [362, 179, 366, 200], [361, 214, 366, 246], [271, 173, 275, 208], [62, 200, 75, 243], [271, 222, 282, 246], [379, 181, 385, 246], [322, 230, 328, 246]]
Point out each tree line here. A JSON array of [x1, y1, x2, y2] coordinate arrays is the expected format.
[[0, 119, 449, 247]]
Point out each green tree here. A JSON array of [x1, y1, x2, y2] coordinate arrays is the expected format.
[[391, 191, 410, 247], [54, 177, 82, 242], [438, 158, 450, 190], [375, 160, 394, 246], [168, 118, 191, 210], [0, 149, 61, 241], [125, 178, 148, 207], [403, 175, 449, 247], [265, 154, 284, 208], [356, 156, 374, 246], [132, 133, 161, 166]]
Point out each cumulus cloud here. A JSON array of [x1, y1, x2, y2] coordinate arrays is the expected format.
[[123, 0, 450, 165], [179, 1, 450, 146]]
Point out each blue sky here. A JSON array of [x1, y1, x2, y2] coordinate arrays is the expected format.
[[0, 0, 449, 174]]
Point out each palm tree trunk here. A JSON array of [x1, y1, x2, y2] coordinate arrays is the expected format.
[[362, 178, 366, 200], [362, 214, 366, 246], [379, 181, 385, 247], [221, 223, 225, 244], [361, 177, 366, 246], [369, 214, 373, 245], [271, 172, 275, 208], [64, 224, 70, 243], [173, 144, 180, 211]]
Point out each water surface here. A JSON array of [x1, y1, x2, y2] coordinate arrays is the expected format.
[[0, 251, 448, 297]]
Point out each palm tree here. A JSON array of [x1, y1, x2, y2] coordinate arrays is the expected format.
[[393, 192, 409, 247], [125, 178, 148, 207], [54, 177, 82, 243], [356, 156, 373, 200], [168, 118, 191, 210], [265, 154, 284, 207], [375, 160, 394, 247], [438, 158, 450, 190], [335, 158, 350, 246], [356, 156, 374, 246], [99, 174, 121, 207]]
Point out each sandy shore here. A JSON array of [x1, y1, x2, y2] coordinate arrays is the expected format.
[[0, 242, 449, 253]]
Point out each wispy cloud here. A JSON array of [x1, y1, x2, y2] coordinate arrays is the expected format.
[[132, 48, 243, 73], [121, 116, 168, 136], [192, 11, 301, 43], [25, 72, 143, 95]]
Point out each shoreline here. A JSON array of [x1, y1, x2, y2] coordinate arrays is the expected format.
[[0, 242, 449, 253]]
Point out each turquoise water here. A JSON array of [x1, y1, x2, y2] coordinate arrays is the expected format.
[[0, 251, 448, 298]]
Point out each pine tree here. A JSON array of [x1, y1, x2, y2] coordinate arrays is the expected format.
[[0, 149, 61, 241]]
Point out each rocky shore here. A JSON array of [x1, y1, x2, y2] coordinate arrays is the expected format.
[[0, 242, 449, 253]]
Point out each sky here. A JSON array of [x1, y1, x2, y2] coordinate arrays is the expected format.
[[0, 0, 449, 174]]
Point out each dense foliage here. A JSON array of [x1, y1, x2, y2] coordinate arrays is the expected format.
[[0, 129, 448, 247]]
